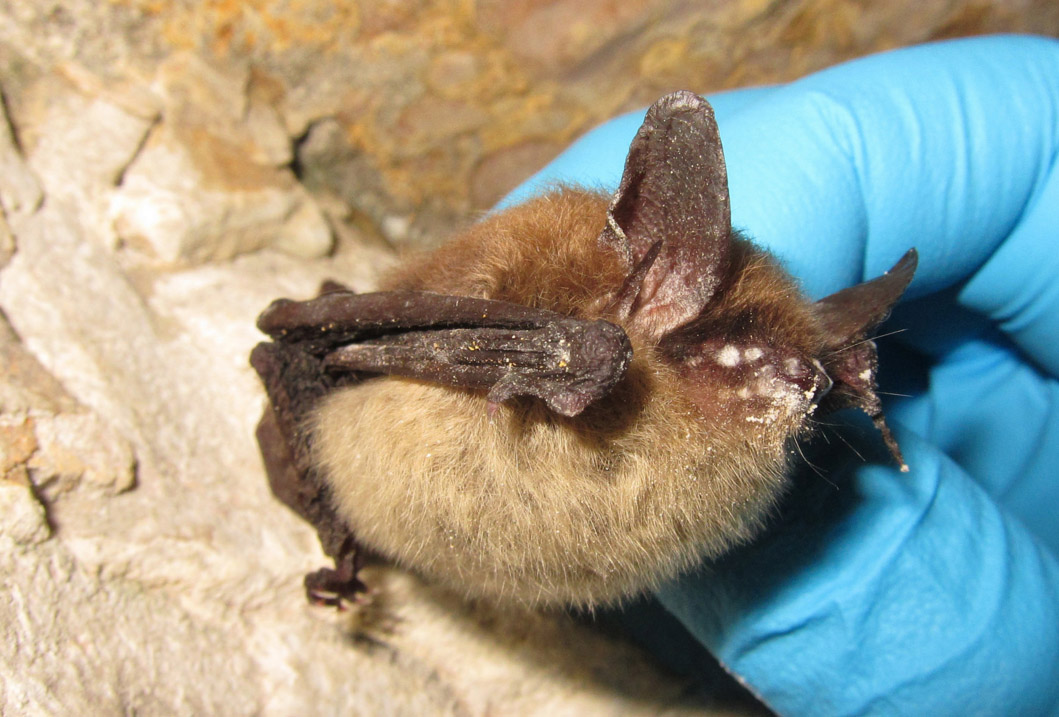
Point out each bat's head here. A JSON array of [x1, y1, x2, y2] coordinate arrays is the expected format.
[[309, 92, 915, 607]]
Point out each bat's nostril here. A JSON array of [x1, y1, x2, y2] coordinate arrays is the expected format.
[[777, 354, 833, 406], [781, 356, 810, 379]]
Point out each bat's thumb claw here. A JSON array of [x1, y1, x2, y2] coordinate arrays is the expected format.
[[486, 373, 593, 418]]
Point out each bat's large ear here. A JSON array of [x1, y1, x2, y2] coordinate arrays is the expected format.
[[600, 91, 731, 338], [813, 250, 918, 350], [813, 249, 918, 469]]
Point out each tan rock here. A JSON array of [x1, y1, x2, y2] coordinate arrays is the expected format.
[[0, 88, 41, 217], [0, 211, 13, 267], [29, 411, 135, 497], [0, 415, 50, 547], [19, 78, 154, 244], [109, 122, 332, 264], [0, 477, 49, 545], [478, 0, 660, 75], [471, 139, 562, 209], [0, 310, 78, 415], [0, 413, 37, 478]]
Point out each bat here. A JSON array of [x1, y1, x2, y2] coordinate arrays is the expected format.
[[251, 91, 916, 610]]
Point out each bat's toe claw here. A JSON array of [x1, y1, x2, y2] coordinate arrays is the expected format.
[[305, 565, 369, 611]]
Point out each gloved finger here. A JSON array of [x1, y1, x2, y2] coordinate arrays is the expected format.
[[881, 326, 1059, 554], [657, 426, 1059, 715]]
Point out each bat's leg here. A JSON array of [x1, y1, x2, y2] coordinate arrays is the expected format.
[[250, 340, 368, 607]]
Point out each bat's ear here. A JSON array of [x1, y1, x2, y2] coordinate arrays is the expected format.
[[813, 250, 918, 349], [813, 249, 918, 469], [601, 91, 731, 338]]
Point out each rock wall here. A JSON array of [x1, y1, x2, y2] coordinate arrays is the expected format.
[[1, 2, 1056, 715], [3, 1, 1057, 252]]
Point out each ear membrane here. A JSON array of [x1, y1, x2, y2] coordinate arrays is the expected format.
[[814, 249, 918, 469], [599, 91, 732, 337], [814, 249, 918, 349]]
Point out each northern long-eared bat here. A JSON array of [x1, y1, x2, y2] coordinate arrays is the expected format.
[[251, 91, 916, 609]]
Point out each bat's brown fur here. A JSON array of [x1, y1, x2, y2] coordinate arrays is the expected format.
[[312, 188, 830, 608]]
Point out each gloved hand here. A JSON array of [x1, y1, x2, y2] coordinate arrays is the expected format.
[[505, 35, 1059, 714]]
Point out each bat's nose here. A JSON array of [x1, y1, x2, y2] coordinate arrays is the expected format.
[[775, 353, 832, 408]]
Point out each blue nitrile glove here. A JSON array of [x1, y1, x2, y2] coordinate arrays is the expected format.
[[505, 35, 1059, 715]]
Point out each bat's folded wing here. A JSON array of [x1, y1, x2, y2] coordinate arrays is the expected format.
[[257, 290, 633, 417]]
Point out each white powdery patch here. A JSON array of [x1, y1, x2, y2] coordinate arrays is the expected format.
[[742, 363, 814, 426], [715, 344, 741, 367], [783, 357, 803, 376], [758, 373, 803, 411], [743, 347, 763, 362]]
